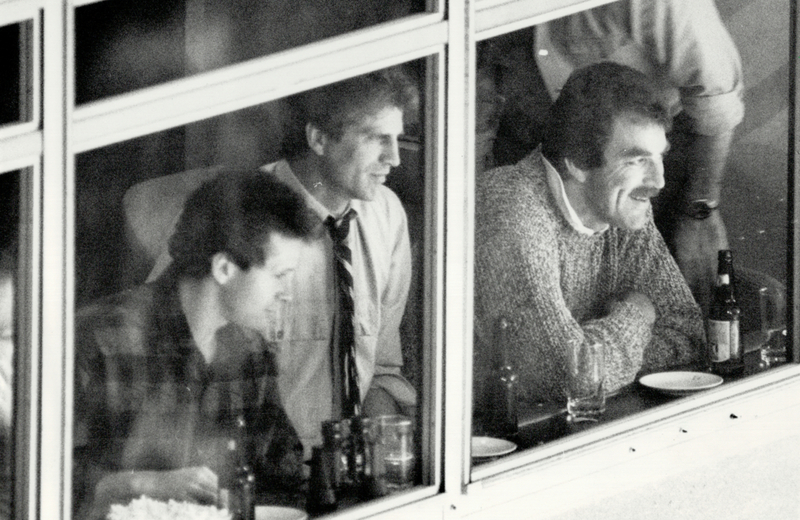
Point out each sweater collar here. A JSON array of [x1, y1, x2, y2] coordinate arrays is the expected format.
[[541, 152, 608, 236]]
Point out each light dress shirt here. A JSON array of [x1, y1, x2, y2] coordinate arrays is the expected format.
[[262, 161, 415, 457], [535, 0, 744, 136]]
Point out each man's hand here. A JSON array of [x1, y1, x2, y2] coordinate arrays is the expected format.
[[135, 466, 220, 504], [363, 386, 402, 417], [620, 291, 656, 325], [670, 211, 729, 316]]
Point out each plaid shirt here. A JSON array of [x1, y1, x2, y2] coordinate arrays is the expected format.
[[73, 272, 304, 513]]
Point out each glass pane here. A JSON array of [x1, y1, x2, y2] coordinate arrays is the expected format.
[[75, 0, 427, 104], [0, 170, 19, 519], [72, 60, 433, 517], [0, 21, 33, 126], [472, 0, 789, 466]]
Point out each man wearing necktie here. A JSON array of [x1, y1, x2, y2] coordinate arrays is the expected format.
[[262, 68, 419, 455], [325, 208, 361, 417]]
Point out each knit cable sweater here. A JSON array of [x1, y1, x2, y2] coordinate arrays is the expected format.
[[474, 151, 705, 404]]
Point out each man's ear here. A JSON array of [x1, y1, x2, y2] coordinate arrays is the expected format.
[[306, 123, 327, 156], [210, 252, 239, 285], [563, 158, 588, 184]]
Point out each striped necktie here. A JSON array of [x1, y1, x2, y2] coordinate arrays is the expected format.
[[325, 209, 361, 418]]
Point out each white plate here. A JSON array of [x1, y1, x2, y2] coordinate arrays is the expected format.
[[639, 371, 724, 396], [255, 505, 308, 520], [471, 436, 517, 458]]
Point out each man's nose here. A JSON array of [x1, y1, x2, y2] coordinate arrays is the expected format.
[[382, 138, 401, 167], [648, 157, 665, 190]]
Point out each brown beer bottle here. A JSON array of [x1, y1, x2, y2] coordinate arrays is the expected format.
[[232, 415, 255, 520], [485, 316, 519, 437], [708, 250, 744, 375], [220, 415, 255, 520], [307, 446, 338, 515]]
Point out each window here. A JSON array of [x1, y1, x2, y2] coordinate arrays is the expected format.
[[0, 21, 34, 128], [0, 3, 38, 143], [1, 0, 799, 519], [69, 7, 443, 514], [469, 0, 793, 481], [74, 0, 428, 103]]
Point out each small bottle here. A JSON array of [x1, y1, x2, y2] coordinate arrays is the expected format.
[[348, 416, 370, 486], [352, 416, 376, 499], [222, 415, 255, 520], [338, 418, 355, 488], [322, 420, 346, 488], [708, 250, 744, 375], [234, 464, 256, 520], [485, 316, 519, 437], [307, 446, 338, 515]]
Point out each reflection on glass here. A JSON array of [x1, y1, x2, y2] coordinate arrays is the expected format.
[[75, 0, 426, 103], [73, 63, 429, 517], [473, 1, 788, 465], [0, 22, 33, 126], [0, 170, 19, 519], [0, 257, 12, 520]]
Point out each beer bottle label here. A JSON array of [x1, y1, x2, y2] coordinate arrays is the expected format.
[[708, 319, 739, 362]]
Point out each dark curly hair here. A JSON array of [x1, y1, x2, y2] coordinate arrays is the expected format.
[[541, 62, 671, 173], [168, 170, 314, 279]]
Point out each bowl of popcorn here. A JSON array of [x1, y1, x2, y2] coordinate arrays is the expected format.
[[107, 496, 232, 520], [107, 497, 307, 520]]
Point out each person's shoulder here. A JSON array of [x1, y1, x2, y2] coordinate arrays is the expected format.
[[76, 284, 157, 356], [477, 153, 550, 212]]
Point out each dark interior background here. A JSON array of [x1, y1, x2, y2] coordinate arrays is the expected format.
[[0, 23, 22, 126], [71, 0, 791, 389], [717, 0, 789, 286]]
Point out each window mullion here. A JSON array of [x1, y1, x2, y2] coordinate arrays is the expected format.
[[40, 1, 70, 519]]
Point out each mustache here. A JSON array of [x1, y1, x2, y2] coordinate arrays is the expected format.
[[631, 187, 661, 199]]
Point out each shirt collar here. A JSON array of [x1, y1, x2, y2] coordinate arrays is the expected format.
[[542, 153, 608, 236], [263, 160, 359, 224]]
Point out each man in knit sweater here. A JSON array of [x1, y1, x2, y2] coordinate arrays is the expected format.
[[474, 62, 705, 408]]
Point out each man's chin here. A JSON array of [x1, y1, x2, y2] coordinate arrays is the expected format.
[[614, 213, 649, 231], [356, 188, 379, 201], [624, 218, 649, 231]]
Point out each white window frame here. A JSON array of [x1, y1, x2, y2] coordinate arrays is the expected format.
[[0, 2, 41, 141], [45, 1, 449, 519], [0, 0, 792, 518], [0, 4, 44, 520]]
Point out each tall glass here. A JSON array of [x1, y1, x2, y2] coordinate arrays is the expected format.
[[566, 340, 605, 422], [758, 285, 787, 366], [370, 415, 414, 495]]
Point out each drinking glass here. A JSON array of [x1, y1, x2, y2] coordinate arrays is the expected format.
[[566, 340, 605, 422], [370, 415, 414, 495], [758, 285, 787, 367]]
